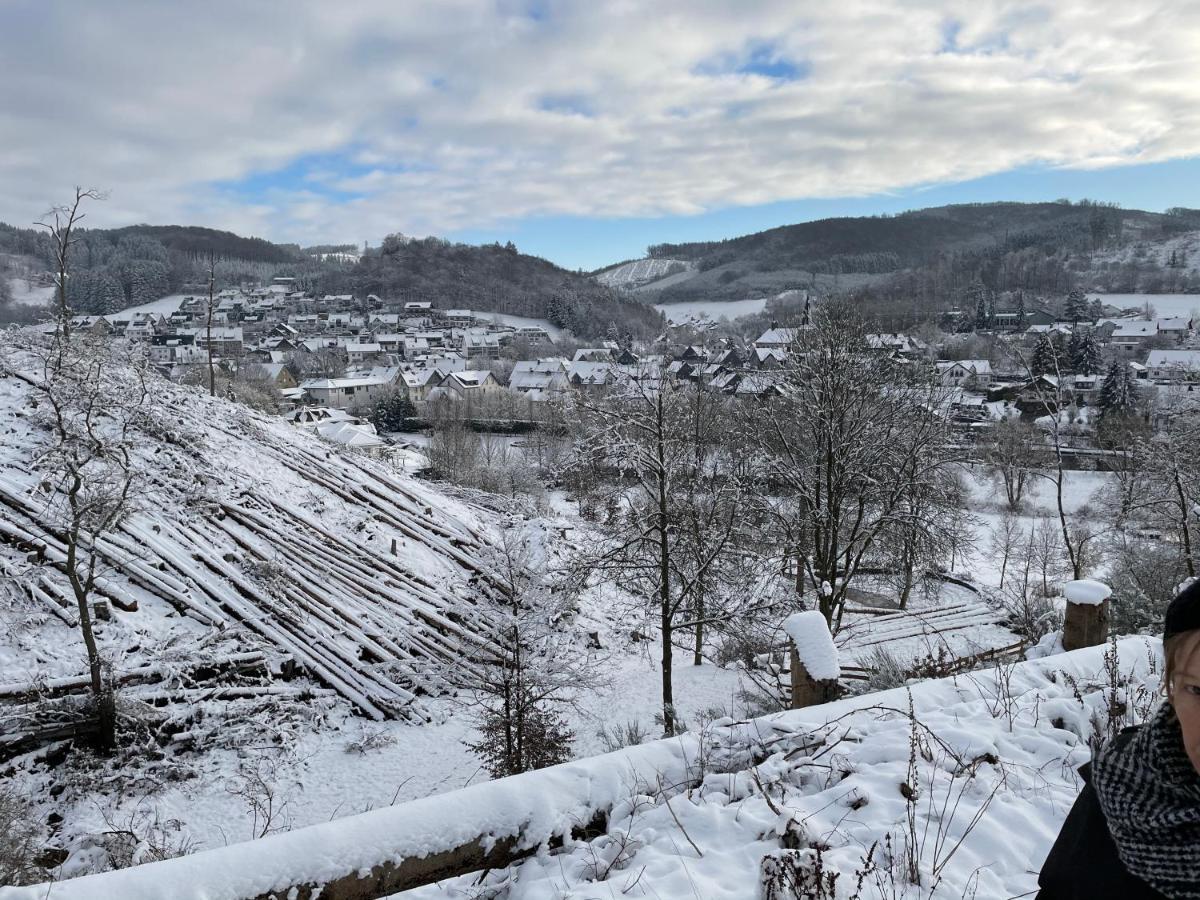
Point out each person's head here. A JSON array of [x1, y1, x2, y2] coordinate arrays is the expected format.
[[1164, 579, 1200, 774]]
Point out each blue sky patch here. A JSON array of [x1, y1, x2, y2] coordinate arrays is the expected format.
[[537, 93, 596, 117]]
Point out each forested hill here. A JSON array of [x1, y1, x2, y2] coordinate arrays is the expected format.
[[0, 221, 305, 315], [319, 234, 664, 339], [102, 224, 300, 263], [634, 201, 1200, 307], [1, 219, 661, 337]]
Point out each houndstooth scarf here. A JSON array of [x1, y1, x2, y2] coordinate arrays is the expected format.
[[1092, 702, 1200, 899]]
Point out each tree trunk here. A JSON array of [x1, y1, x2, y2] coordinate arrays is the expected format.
[[65, 525, 115, 752], [656, 400, 675, 736]]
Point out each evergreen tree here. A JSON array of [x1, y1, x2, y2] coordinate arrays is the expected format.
[[1066, 331, 1084, 374], [969, 279, 988, 330], [1099, 361, 1137, 417], [1074, 332, 1102, 377], [1065, 288, 1088, 325], [1031, 334, 1058, 376], [1015, 291, 1027, 327], [1088, 298, 1105, 321], [365, 387, 416, 432]]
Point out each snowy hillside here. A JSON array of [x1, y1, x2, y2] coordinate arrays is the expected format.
[[595, 258, 694, 290], [0, 342, 510, 726]]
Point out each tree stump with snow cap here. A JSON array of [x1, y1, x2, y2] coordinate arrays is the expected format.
[[784, 611, 841, 709], [1062, 579, 1111, 651]]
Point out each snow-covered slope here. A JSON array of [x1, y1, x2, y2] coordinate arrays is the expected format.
[[595, 258, 694, 290], [0, 343, 508, 725]]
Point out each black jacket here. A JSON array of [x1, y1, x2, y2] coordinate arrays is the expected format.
[[1037, 732, 1166, 900]]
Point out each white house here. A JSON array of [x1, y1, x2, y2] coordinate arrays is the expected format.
[[299, 372, 397, 409], [1146, 349, 1200, 382], [936, 359, 993, 389], [754, 327, 804, 350], [1156, 317, 1193, 342], [346, 342, 383, 365], [1110, 320, 1158, 354], [509, 359, 569, 398]]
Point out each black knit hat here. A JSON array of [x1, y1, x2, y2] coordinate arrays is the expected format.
[[1165, 578, 1200, 641]]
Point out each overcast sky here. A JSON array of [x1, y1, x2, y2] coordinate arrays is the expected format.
[[2, 0, 1199, 269]]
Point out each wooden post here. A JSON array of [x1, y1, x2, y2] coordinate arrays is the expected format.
[[1061, 580, 1111, 652], [789, 646, 840, 709], [784, 611, 841, 709]]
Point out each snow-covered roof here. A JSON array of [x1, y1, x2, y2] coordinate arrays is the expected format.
[[1147, 349, 1200, 369], [1156, 317, 1192, 331], [1111, 320, 1157, 338], [755, 327, 801, 345]]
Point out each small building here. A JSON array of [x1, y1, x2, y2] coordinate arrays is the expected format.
[[754, 327, 802, 350], [936, 359, 993, 389], [347, 342, 384, 365], [1146, 349, 1200, 383], [1109, 320, 1158, 354], [299, 373, 397, 409]]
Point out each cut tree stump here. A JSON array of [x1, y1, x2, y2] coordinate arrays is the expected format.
[[1063, 599, 1110, 651]]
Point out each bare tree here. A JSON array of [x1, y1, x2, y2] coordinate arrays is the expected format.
[[206, 251, 217, 397], [1119, 386, 1200, 579], [35, 187, 104, 341], [984, 417, 1040, 511], [1007, 348, 1102, 580], [0, 332, 150, 750], [752, 302, 961, 628], [989, 510, 1023, 590], [567, 370, 751, 735]]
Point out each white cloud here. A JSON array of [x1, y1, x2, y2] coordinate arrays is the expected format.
[[2, 0, 1200, 246]]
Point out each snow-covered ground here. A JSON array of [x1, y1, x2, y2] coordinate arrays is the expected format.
[[596, 258, 693, 290], [13, 637, 1162, 900], [107, 293, 188, 319], [1089, 292, 1200, 318], [654, 296, 769, 324], [5, 277, 54, 307], [473, 311, 565, 340], [0, 337, 1148, 896]]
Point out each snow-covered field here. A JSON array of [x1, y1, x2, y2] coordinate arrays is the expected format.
[[5, 277, 54, 307], [474, 311, 564, 339], [107, 293, 188, 319], [654, 297, 769, 324], [1089, 292, 1200, 318]]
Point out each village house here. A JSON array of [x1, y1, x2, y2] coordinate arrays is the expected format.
[[509, 359, 569, 399], [148, 333, 204, 366], [189, 325, 244, 356], [936, 359, 993, 390], [993, 308, 1055, 330], [462, 330, 502, 360], [299, 371, 398, 409], [400, 368, 446, 403], [754, 326, 803, 350], [1146, 349, 1200, 382], [1109, 320, 1158, 354], [1156, 317, 1194, 343], [346, 342, 384, 365]]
